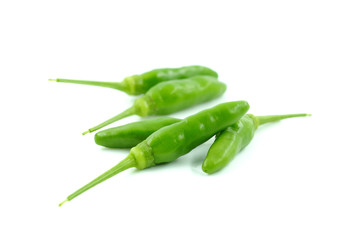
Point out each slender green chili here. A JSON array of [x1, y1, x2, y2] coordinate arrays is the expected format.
[[95, 117, 180, 148], [82, 75, 226, 135], [49, 65, 218, 95], [59, 101, 250, 206], [202, 113, 311, 174]]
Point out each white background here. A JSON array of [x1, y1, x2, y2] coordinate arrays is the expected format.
[[0, 0, 354, 239]]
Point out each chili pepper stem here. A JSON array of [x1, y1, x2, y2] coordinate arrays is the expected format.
[[48, 78, 129, 92], [255, 113, 311, 127], [82, 107, 136, 135], [59, 199, 68, 207], [59, 154, 136, 206]]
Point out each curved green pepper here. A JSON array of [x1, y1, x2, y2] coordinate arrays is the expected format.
[[95, 117, 180, 148], [59, 101, 250, 205], [202, 113, 311, 174], [83, 75, 226, 134], [49, 65, 218, 95]]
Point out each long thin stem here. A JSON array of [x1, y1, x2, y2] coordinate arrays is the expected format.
[[59, 155, 136, 206], [82, 107, 136, 135], [48, 78, 128, 92], [256, 113, 311, 127], [59, 199, 68, 207]]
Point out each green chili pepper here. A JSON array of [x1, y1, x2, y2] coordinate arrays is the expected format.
[[82, 75, 226, 135], [202, 113, 311, 174], [49, 65, 218, 95], [95, 117, 180, 148], [59, 101, 250, 206]]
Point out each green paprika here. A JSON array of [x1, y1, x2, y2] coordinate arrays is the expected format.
[[95, 117, 180, 148], [82, 75, 226, 135], [59, 101, 250, 206], [202, 113, 311, 174], [49, 65, 218, 95]]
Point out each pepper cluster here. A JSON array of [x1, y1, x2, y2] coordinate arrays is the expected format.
[[50, 65, 310, 206]]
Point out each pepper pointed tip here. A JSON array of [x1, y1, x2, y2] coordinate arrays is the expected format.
[[48, 78, 57, 82]]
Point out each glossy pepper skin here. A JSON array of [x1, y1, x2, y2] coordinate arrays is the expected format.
[[202, 113, 311, 174], [202, 114, 257, 174], [83, 75, 226, 134], [60, 101, 249, 205], [95, 117, 180, 148], [49, 65, 218, 95], [143, 101, 249, 165], [125, 65, 218, 95]]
